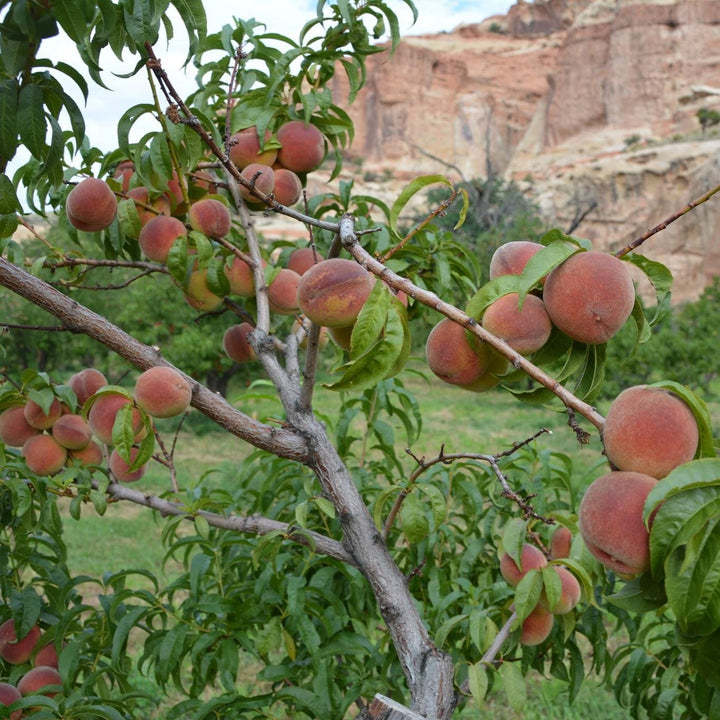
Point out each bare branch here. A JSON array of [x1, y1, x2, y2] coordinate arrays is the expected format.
[[98, 479, 354, 565], [615, 181, 720, 257]]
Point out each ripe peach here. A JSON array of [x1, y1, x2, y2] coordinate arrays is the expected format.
[[578, 471, 658, 577], [222, 323, 257, 363], [66, 177, 117, 232], [87, 393, 143, 446], [543, 251, 635, 344], [108, 447, 147, 483], [68, 440, 104, 467], [113, 160, 135, 193], [500, 543, 548, 587], [68, 368, 108, 406], [166, 170, 187, 213], [228, 127, 277, 169], [425, 318, 508, 392], [520, 604, 554, 646], [273, 168, 303, 206], [127, 187, 172, 227], [276, 120, 325, 173], [183, 269, 225, 312], [296, 258, 373, 328], [602, 385, 699, 479], [134, 366, 192, 418], [550, 526, 573, 560], [223, 256, 259, 297], [481, 293, 552, 355], [138, 215, 187, 264], [23, 397, 62, 430], [268, 268, 301, 315], [34, 641, 60, 669], [239, 163, 275, 203], [0, 620, 41, 664], [52, 414, 92, 450], [17, 666, 62, 697], [287, 247, 323, 276], [22, 435, 68, 475], [540, 566, 581, 615], [0, 405, 40, 447], [489, 241, 544, 280], [188, 198, 232, 238], [0, 681, 22, 720]]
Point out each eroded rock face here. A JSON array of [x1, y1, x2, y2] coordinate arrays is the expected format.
[[334, 0, 720, 301]]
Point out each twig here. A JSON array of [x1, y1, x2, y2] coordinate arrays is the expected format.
[[615, 181, 720, 257], [383, 429, 553, 539], [381, 189, 460, 263]]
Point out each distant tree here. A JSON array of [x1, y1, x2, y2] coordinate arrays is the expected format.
[[697, 107, 720, 135]]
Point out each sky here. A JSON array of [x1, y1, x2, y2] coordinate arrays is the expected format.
[[12, 1, 514, 165]]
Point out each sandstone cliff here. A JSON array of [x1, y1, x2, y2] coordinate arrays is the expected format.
[[331, 0, 720, 301]]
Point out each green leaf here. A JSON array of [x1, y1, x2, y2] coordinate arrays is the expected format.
[[623, 253, 673, 323], [111, 605, 148, 663], [518, 237, 581, 304], [10, 587, 41, 639], [606, 574, 667, 613], [17, 84, 46, 160], [53, 0, 95, 42], [502, 518, 527, 570], [500, 661, 527, 712], [514, 569, 543, 622], [0, 213, 18, 239], [111, 403, 140, 463], [541, 565, 562, 613], [169, 0, 207, 62], [123, 0, 161, 47], [418, 483, 447, 527], [389, 175, 453, 236], [0, 80, 18, 162], [350, 279, 390, 358], [647, 472, 720, 580], [435, 613, 468, 647], [325, 303, 404, 391], [0, 173, 22, 214], [465, 274, 521, 320], [645, 457, 720, 526], [400, 491, 429, 543], [468, 662, 489, 704]]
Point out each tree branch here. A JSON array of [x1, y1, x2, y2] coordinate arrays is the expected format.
[[98, 479, 354, 565], [614, 181, 720, 257]]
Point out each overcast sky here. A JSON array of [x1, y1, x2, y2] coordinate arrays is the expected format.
[[23, 1, 514, 161]]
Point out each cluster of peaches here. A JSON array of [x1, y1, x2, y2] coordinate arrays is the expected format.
[[502, 382, 700, 647], [425, 240, 636, 391], [500, 527, 579, 647], [63, 120, 328, 314], [0, 366, 192, 482], [0, 617, 63, 716]]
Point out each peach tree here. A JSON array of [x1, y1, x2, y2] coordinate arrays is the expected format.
[[0, 1, 719, 719]]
